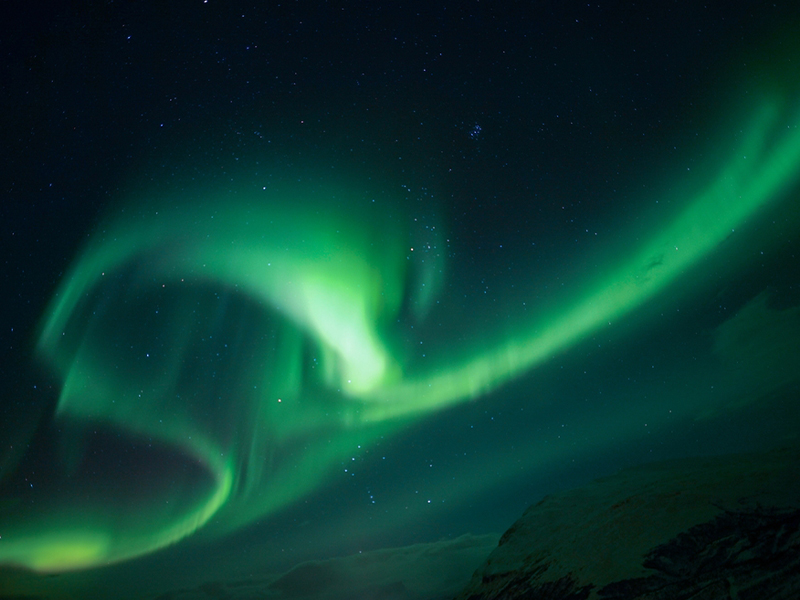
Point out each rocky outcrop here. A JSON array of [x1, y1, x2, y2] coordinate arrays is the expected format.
[[455, 445, 800, 599]]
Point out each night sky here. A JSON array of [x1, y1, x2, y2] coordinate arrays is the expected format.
[[2, 2, 800, 598]]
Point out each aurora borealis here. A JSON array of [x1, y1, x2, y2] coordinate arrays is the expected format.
[[2, 2, 800, 598], [4, 91, 800, 575]]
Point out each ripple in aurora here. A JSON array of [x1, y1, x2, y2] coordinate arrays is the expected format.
[[2, 96, 800, 573]]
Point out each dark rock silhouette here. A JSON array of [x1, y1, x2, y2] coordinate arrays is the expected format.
[[455, 446, 800, 599]]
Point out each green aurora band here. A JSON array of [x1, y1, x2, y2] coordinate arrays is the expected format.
[[2, 96, 800, 573]]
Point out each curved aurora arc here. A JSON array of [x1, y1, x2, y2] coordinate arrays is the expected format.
[[2, 98, 800, 573]]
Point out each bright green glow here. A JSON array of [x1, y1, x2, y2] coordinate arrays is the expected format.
[[9, 531, 110, 572], [2, 97, 799, 573], [363, 99, 800, 419]]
